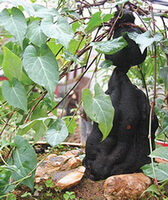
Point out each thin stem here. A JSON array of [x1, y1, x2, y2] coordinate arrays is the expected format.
[[138, 65, 149, 99], [0, 112, 14, 136], [24, 91, 48, 124], [48, 54, 100, 114]]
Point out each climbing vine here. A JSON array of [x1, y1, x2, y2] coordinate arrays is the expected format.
[[0, 0, 167, 198]]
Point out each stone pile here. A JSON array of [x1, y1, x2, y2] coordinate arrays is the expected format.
[[35, 149, 152, 199]]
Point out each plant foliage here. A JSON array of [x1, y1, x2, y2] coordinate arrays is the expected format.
[[0, 0, 167, 198]]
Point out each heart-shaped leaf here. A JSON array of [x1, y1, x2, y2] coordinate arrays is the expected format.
[[2, 79, 27, 112], [2, 0, 34, 16], [23, 44, 59, 98], [142, 163, 168, 181], [92, 36, 127, 55], [82, 83, 114, 140], [150, 147, 168, 161], [41, 15, 74, 48], [85, 12, 102, 33], [46, 118, 69, 146], [8, 136, 37, 190], [2, 46, 23, 80], [32, 4, 59, 18], [27, 20, 47, 47], [18, 116, 57, 136], [128, 31, 163, 53], [85, 12, 113, 33], [0, 7, 27, 46]]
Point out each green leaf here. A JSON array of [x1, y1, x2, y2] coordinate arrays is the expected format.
[[45, 118, 69, 146], [64, 116, 77, 134], [18, 116, 58, 142], [27, 20, 47, 47], [145, 184, 160, 195], [18, 116, 55, 135], [23, 44, 59, 99], [142, 163, 168, 181], [99, 60, 113, 68], [8, 136, 37, 190], [128, 31, 163, 53], [0, 167, 12, 196], [161, 39, 168, 54], [85, 12, 102, 33], [2, 0, 34, 16], [4, 41, 21, 57], [92, 36, 128, 55], [2, 46, 23, 80], [82, 83, 114, 140], [0, 8, 27, 46], [6, 193, 17, 200], [47, 39, 62, 55], [20, 72, 33, 85], [85, 12, 113, 33], [160, 125, 168, 135], [33, 121, 47, 142], [2, 79, 27, 112], [150, 147, 168, 161], [32, 4, 59, 18], [160, 67, 168, 90], [41, 15, 74, 48], [102, 14, 114, 22]]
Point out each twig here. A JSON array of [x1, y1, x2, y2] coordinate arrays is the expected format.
[[24, 91, 48, 124], [107, 9, 122, 40], [0, 112, 14, 136]]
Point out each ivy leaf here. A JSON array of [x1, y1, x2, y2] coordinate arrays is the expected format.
[[99, 60, 113, 68], [0, 8, 27, 46], [27, 20, 47, 47], [92, 36, 128, 55], [8, 136, 37, 191], [85, 12, 113, 33], [2, 46, 23, 80], [23, 44, 59, 99], [142, 163, 168, 181], [32, 4, 59, 18], [160, 125, 168, 135], [150, 147, 168, 161], [0, 167, 12, 196], [2, 0, 34, 15], [82, 83, 114, 140], [18, 116, 56, 136], [85, 12, 102, 33], [2, 79, 27, 112], [41, 15, 74, 48], [128, 31, 163, 53], [102, 13, 114, 22], [64, 116, 77, 134], [46, 118, 69, 146], [161, 39, 168, 54], [159, 67, 168, 90]]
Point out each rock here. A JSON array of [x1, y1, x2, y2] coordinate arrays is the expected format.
[[35, 149, 85, 190], [103, 173, 152, 200], [55, 166, 85, 190]]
